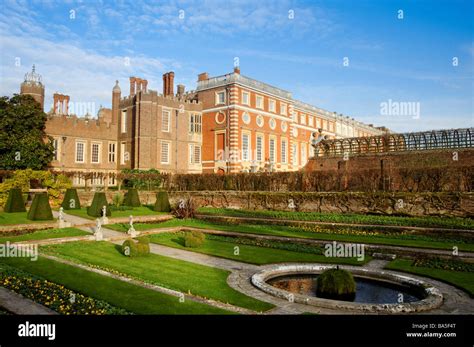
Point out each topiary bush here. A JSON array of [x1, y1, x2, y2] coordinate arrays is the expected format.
[[121, 238, 150, 257], [87, 192, 111, 217], [316, 268, 356, 301], [27, 193, 53, 220], [4, 188, 26, 213], [184, 230, 205, 248], [61, 188, 81, 210], [123, 188, 141, 207], [154, 191, 170, 212]]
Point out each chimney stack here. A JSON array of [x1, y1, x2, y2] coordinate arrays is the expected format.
[[53, 93, 70, 115], [162, 72, 175, 96], [162, 73, 168, 96], [168, 72, 174, 96], [234, 66, 240, 74], [177, 84, 185, 97], [198, 72, 209, 81]]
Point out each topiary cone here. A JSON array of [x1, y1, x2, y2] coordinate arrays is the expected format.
[[154, 191, 171, 212], [27, 193, 53, 220], [87, 192, 111, 217], [123, 188, 141, 207], [4, 188, 26, 213], [61, 188, 81, 210]]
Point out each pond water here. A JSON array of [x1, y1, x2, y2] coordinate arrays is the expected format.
[[268, 274, 423, 304]]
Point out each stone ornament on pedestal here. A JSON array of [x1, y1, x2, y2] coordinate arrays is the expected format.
[[94, 218, 103, 241], [101, 205, 109, 225], [57, 207, 72, 228], [127, 215, 138, 237]]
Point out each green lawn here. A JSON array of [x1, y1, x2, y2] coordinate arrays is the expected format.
[[385, 259, 474, 297], [198, 207, 474, 230], [0, 211, 53, 225], [149, 232, 369, 265], [64, 206, 168, 220], [42, 241, 274, 312], [0, 256, 230, 314], [107, 219, 474, 252], [0, 227, 89, 243]]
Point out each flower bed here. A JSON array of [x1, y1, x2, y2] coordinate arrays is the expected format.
[[412, 257, 474, 272], [205, 233, 323, 254], [0, 264, 130, 315]]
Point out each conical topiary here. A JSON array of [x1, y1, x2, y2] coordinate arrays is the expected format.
[[27, 193, 53, 220], [87, 192, 111, 217], [154, 191, 170, 212], [123, 188, 141, 207], [61, 188, 81, 210], [4, 188, 26, 213]]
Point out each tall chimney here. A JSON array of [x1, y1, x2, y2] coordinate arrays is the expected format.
[[129, 77, 136, 96], [168, 72, 174, 96], [162, 73, 168, 96], [234, 66, 240, 74]]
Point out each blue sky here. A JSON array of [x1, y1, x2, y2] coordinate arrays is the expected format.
[[0, 0, 472, 132]]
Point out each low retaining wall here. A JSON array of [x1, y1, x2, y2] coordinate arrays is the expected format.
[[169, 191, 473, 218], [251, 264, 443, 313], [73, 190, 473, 217]]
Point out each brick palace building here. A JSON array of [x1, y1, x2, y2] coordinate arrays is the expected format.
[[17, 65, 386, 185], [193, 67, 386, 173]]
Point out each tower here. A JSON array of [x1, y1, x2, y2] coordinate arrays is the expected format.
[[20, 65, 45, 110]]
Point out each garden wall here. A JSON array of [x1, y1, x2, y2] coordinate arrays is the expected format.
[[167, 191, 473, 218], [75, 191, 474, 218]]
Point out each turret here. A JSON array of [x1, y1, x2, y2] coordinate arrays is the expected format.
[[20, 65, 45, 110]]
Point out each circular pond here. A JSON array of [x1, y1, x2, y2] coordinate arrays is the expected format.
[[268, 274, 422, 304], [251, 264, 443, 313]]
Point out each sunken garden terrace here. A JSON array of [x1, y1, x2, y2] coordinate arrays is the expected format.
[[0, 155, 473, 315]]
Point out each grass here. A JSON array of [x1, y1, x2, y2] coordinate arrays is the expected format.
[[0, 211, 53, 225], [0, 256, 230, 314], [64, 206, 168, 220], [0, 227, 89, 243], [385, 259, 474, 297], [149, 232, 369, 265], [107, 219, 474, 252], [42, 241, 274, 312], [198, 207, 474, 230]]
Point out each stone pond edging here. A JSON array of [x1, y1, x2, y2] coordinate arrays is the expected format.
[[251, 263, 443, 313]]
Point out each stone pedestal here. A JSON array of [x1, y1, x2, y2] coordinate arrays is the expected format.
[[58, 219, 72, 229]]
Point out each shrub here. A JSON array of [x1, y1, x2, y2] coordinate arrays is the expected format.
[[112, 193, 124, 207], [121, 238, 150, 257], [4, 188, 26, 212], [87, 192, 111, 217], [0, 169, 71, 208], [173, 196, 196, 219], [123, 188, 141, 207], [154, 191, 171, 212], [316, 268, 356, 301], [184, 230, 205, 248], [27, 193, 53, 220], [61, 188, 81, 210]]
